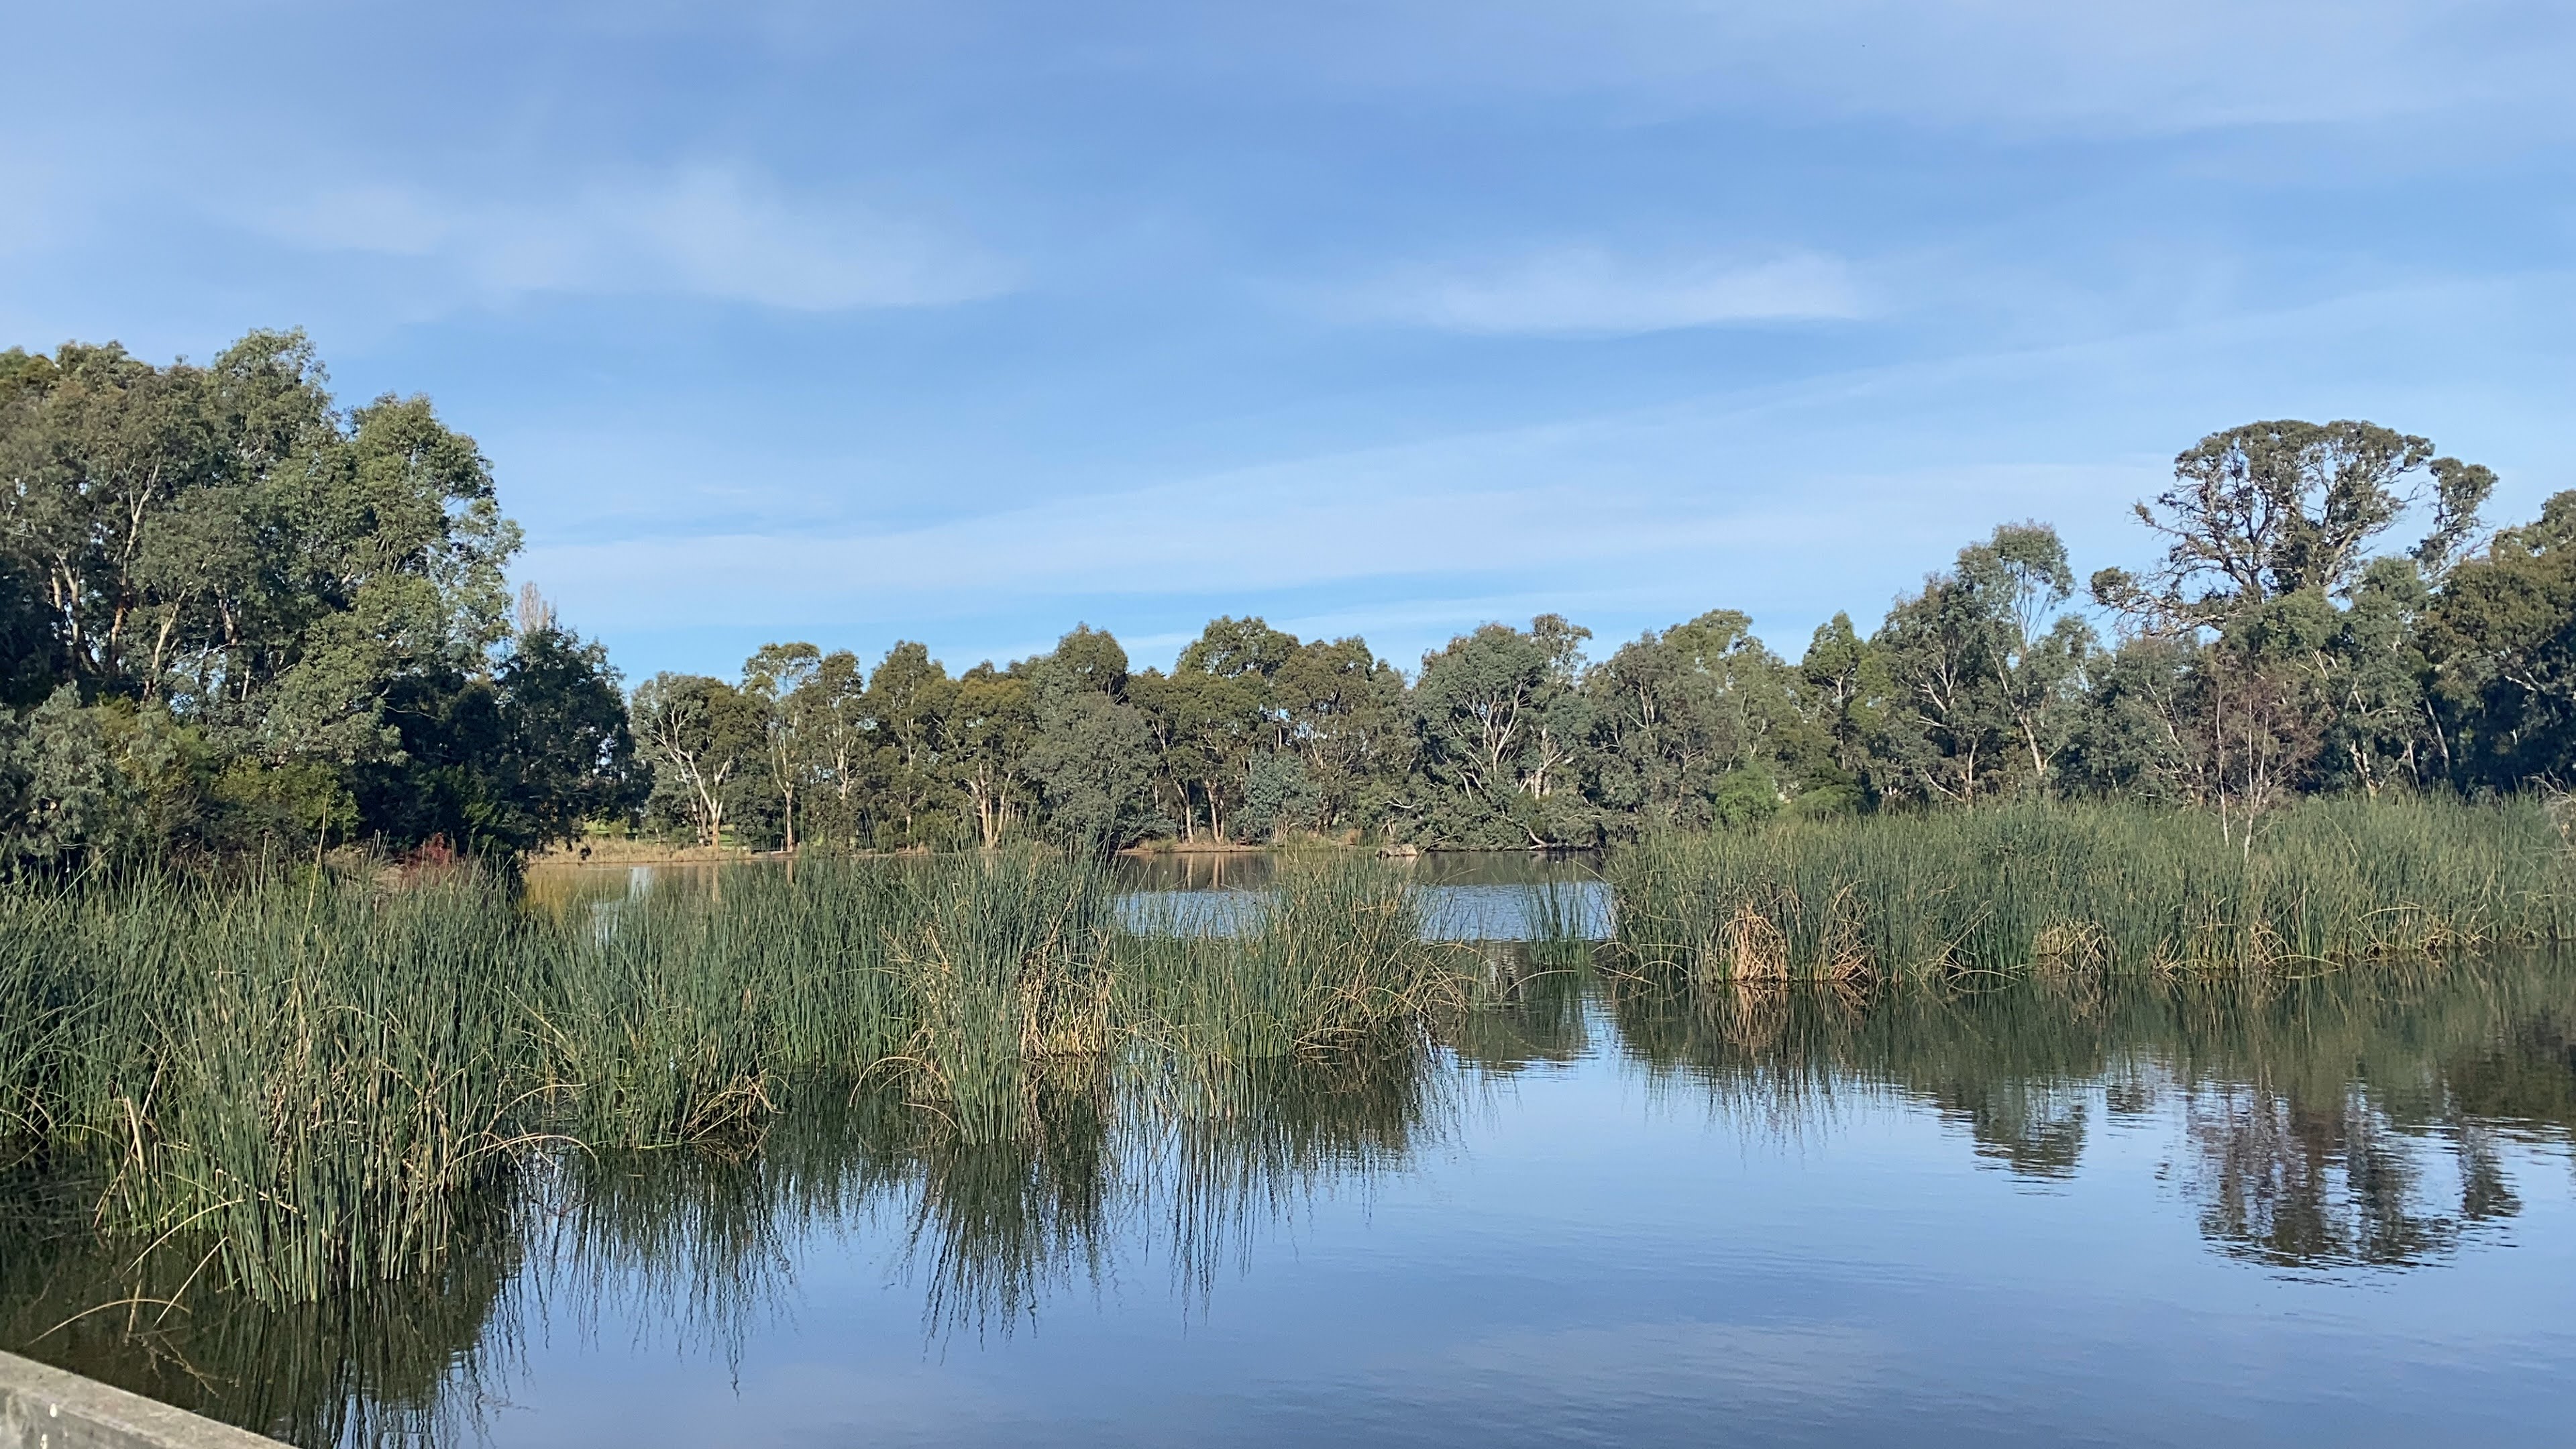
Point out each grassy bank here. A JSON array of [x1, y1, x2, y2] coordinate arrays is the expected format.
[[1609, 797, 2574, 983]]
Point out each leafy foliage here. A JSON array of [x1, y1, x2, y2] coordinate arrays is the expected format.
[[0, 333, 636, 871], [10, 343, 2576, 861]]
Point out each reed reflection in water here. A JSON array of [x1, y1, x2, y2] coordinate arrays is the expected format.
[[5, 954, 2573, 1448]]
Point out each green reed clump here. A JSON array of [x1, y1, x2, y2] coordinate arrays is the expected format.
[[532, 852, 1464, 1150], [883, 850, 1121, 1144], [0, 892, 85, 1150], [1610, 796, 2575, 985], [1519, 875, 1605, 973], [527, 857, 916, 1148], [0, 848, 1487, 1307], [1123, 853, 1472, 1067], [0, 871, 535, 1305]]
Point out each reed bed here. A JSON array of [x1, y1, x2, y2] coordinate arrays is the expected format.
[[0, 873, 531, 1305], [527, 857, 915, 1148], [885, 852, 1121, 1144], [0, 849, 1468, 1308], [10, 801, 2557, 1313], [1609, 797, 2576, 985], [1124, 852, 1470, 1064]]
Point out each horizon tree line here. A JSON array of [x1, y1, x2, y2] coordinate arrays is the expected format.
[[6, 331, 2575, 869], [632, 421, 2574, 854]]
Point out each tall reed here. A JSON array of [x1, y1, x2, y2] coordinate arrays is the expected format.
[[1122, 851, 1472, 1067], [1, 872, 531, 1304], [0, 849, 1479, 1307], [525, 857, 914, 1148], [885, 850, 1120, 1144], [1610, 797, 2575, 985]]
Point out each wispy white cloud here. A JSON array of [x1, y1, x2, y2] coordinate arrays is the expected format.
[[260, 165, 1014, 312], [1348, 249, 1863, 335], [1230, 0, 2576, 136], [519, 1, 2576, 136], [519, 408, 2144, 639], [525, 266, 2576, 676]]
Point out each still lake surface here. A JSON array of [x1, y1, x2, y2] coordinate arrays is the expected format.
[[9, 856, 2575, 1448]]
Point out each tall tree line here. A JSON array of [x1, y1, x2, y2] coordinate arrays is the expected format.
[[636, 420, 2576, 853], [9, 332, 2576, 867]]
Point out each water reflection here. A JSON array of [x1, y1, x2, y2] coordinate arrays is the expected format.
[[527, 854, 1617, 944], [1109, 850, 1604, 893], [0, 1193, 517, 1449], [2177, 1083, 2521, 1268], [5, 958, 2573, 1446], [1115, 882, 1613, 941], [1609, 966, 2576, 1269]]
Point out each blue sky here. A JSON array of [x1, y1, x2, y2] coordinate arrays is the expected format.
[[8, 1, 2573, 682]]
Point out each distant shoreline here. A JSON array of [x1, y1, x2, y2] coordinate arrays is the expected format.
[[523, 839, 1576, 867]]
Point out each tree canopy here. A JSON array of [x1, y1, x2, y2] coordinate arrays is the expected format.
[[5, 341, 2569, 869], [0, 333, 636, 871]]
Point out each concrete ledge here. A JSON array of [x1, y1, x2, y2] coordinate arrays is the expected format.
[[1, 1351, 284, 1449]]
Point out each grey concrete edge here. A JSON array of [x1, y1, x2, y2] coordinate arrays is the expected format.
[[0, 1350, 286, 1448]]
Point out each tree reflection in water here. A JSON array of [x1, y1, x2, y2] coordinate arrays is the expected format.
[[1609, 960, 2576, 1269], [3, 956, 2571, 1447], [2179, 1082, 2524, 1267]]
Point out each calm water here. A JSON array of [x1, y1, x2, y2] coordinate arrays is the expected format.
[[523, 852, 1618, 941], [7, 875, 2574, 1446]]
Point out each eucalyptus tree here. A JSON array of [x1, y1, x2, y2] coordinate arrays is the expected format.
[[1589, 610, 1801, 833], [0, 331, 657, 866], [632, 673, 764, 847], [783, 646, 871, 848], [2057, 635, 2202, 802], [0, 551, 52, 708], [0, 688, 127, 871], [2092, 420, 2493, 628], [2320, 558, 2437, 795], [1138, 614, 1297, 841], [2089, 421, 2496, 826], [949, 663, 1034, 848], [861, 641, 955, 848], [1022, 626, 1161, 853], [1130, 664, 1256, 841], [1794, 612, 1887, 811], [1272, 634, 1411, 833], [1872, 523, 2092, 804], [0, 335, 517, 749], [1239, 747, 1322, 839], [2420, 492, 2576, 789], [1176, 614, 1299, 700], [343, 617, 641, 857], [490, 625, 643, 845], [1405, 615, 1596, 847], [742, 642, 823, 852]]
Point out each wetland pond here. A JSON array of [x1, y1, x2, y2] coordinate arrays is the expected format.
[[7, 855, 2575, 1448]]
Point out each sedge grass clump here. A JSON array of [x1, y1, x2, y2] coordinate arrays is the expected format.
[[1519, 875, 1608, 973], [0, 890, 89, 1151], [888, 849, 1119, 1144], [1126, 853, 1472, 1065], [1610, 796, 2575, 985], [0, 844, 1471, 1306], [0, 871, 536, 1305], [529, 856, 916, 1149]]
